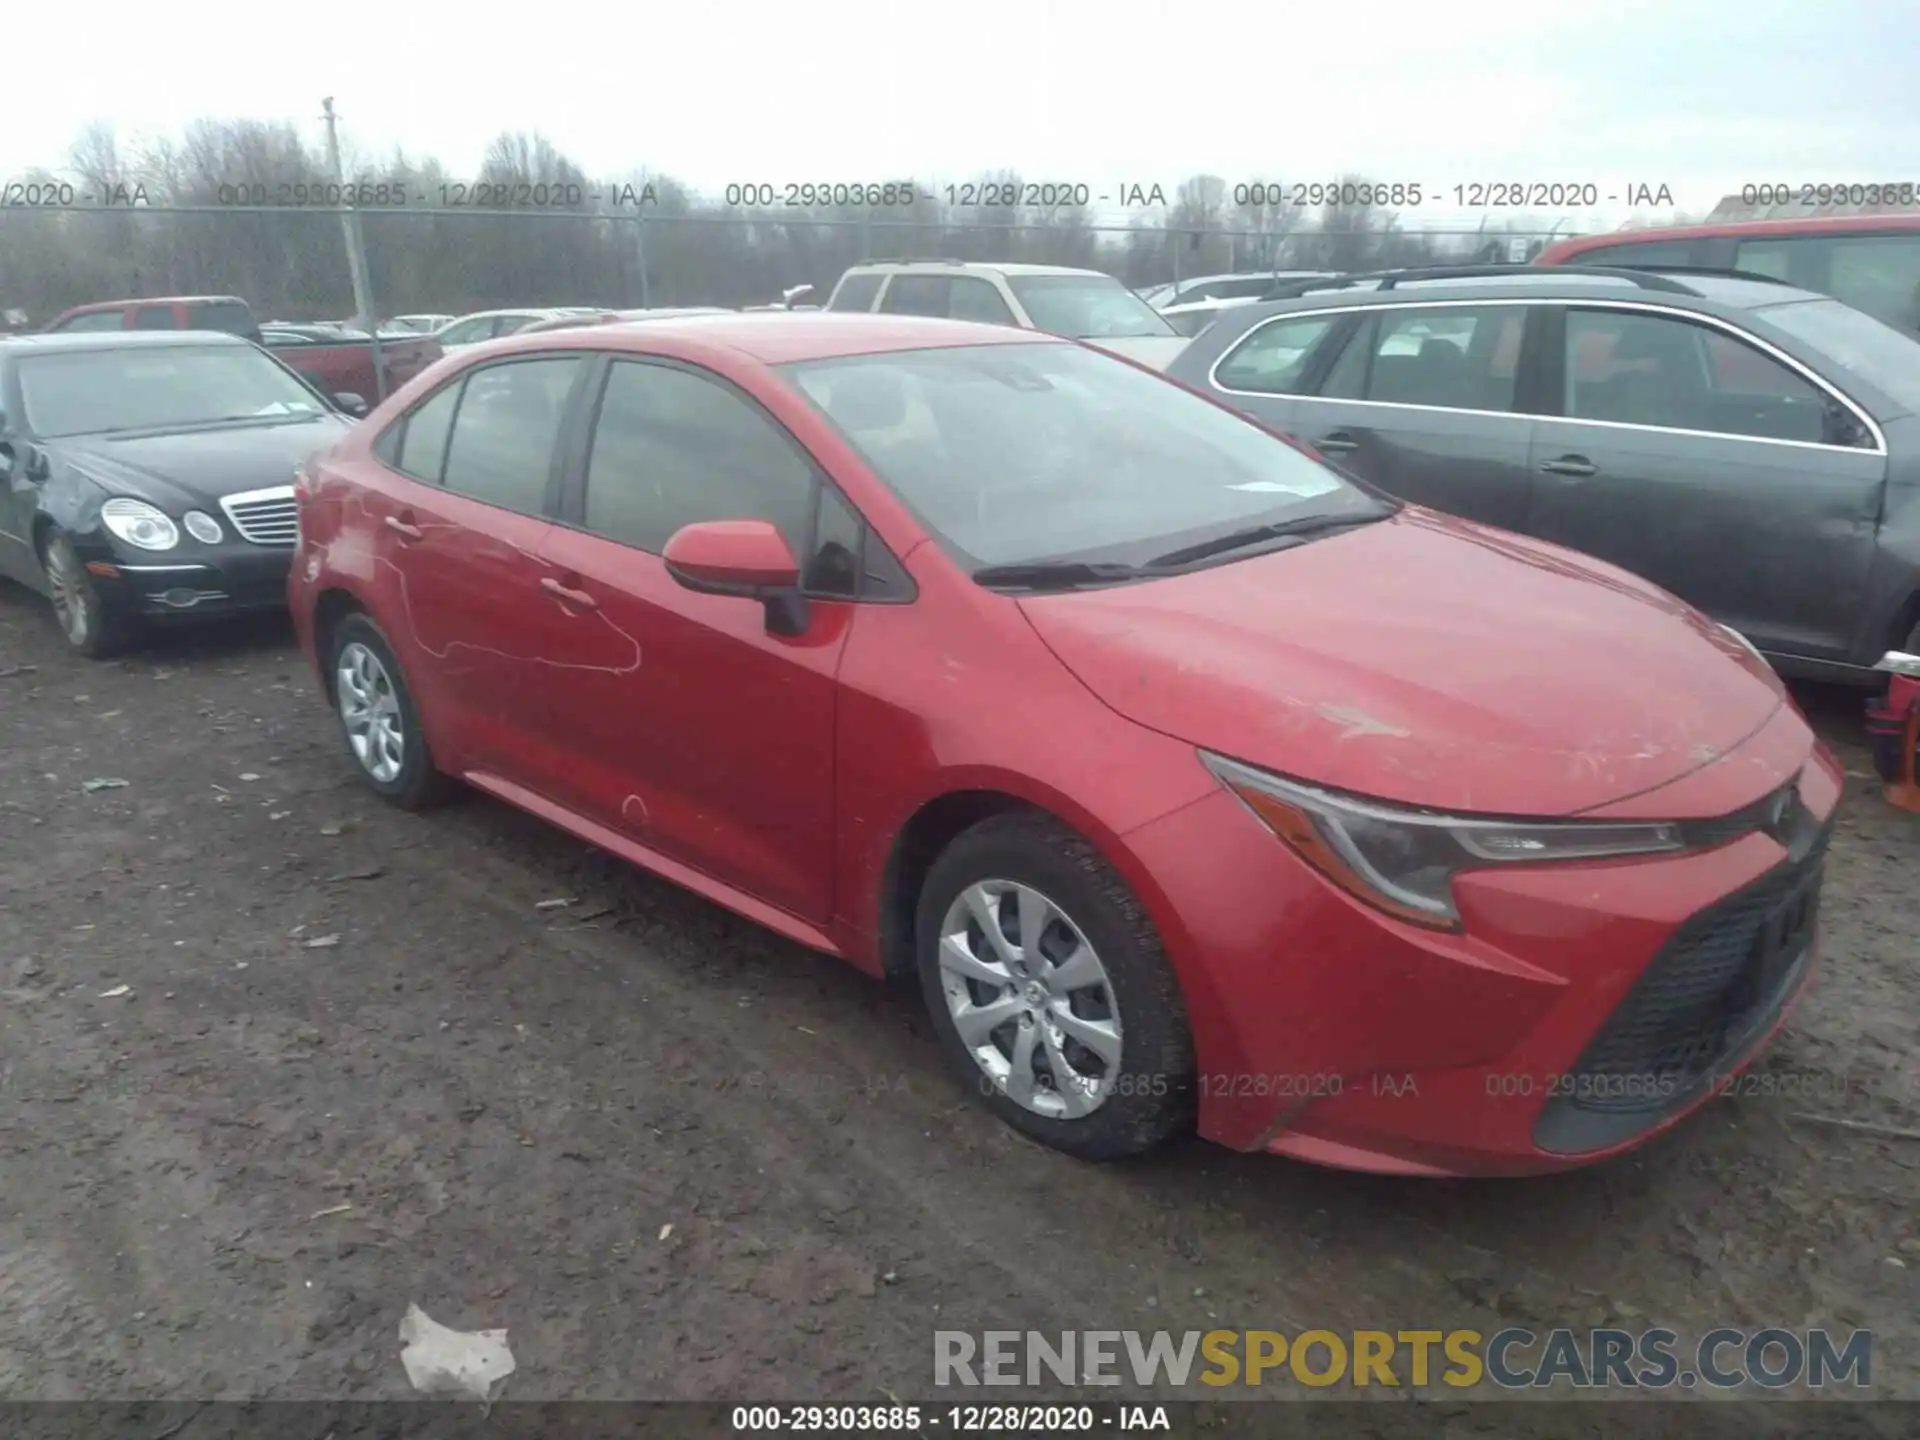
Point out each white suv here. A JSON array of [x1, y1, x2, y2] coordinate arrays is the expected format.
[[824, 261, 1191, 369]]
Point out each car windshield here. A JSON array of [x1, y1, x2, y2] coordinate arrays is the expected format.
[[18, 344, 328, 437], [1006, 275, 1178, 339], [782, 341, 1373, 570], [1759, 298, 1920, 414]]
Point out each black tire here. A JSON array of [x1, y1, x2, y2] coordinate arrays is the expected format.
[[914, 811, 1196, 1160], [41, 531, 133, 659], [327, 613, 456, 810]]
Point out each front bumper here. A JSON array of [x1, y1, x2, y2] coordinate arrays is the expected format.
[[1123, 731, 1842, 1177], [86, 539, 294, 623]]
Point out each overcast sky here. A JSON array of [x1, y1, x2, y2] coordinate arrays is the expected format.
[[6, 0, 1916, 226]]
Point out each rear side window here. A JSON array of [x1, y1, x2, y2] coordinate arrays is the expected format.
[[1559, 239, 1701, 269], [1213, 315, 1337, 393], [186, 301, 256, 336], [879, 276, 950, 317], [948, 277, 1017, 325], [1319, 305, 1526, 412], [52, 310, 125, 332], [387, 382, 463, 482], [132, 306, 177, 330], [439, 357, 583, 513], [1736, 234, 1920, 334], [829, 273, 884, 312]]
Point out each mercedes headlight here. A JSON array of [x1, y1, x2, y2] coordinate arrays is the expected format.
[[1202, 752, 1684, 929], [100, 498, 180, 551]]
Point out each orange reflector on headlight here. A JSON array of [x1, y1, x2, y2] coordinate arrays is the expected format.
[[85, 561, 120, 578]]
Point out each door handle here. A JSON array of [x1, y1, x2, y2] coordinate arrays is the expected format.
[[384, 514, 423, 539], [1314, 432, 1359, 454], [1539, 455, 1598, 477], [541, 575, 598, 610]]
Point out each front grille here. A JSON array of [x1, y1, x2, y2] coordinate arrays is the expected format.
[[1534, 823, 1829, 1155], [219, 485, 299, 546]]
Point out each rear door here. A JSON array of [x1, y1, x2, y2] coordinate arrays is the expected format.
[[1523, 301, 1885, 659], [362, 353, 591, 778], [1285, 301, 1542, 530]]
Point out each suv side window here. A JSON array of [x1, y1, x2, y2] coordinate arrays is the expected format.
[[1213, 315, 1339, 394], [132, 306, 177, 330], [52, 309, 125, 332], [440, 356, 582, 512], [1561, 239, 1700, 269], [947, 277, 1017, 325], [581, 360, 815, 556], [1737, 234, 1920, 334], [879, 276, 951, 317], [829, 273, 884, 312], [1319, 305, 1526, 411], [1562, 308, 1837, 445], [436, 317, 491, 346]]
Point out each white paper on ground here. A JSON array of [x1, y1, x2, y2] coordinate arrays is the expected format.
[[398, 1302, 516, 1402]]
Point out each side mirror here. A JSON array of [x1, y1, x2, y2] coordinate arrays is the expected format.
[[662, 519, 808, 636], [333, 392, 369, 417]]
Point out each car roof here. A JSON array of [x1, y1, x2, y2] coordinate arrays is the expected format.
[[480, 311, 1060, 365], [844, 261, 1107, 278], [1540, 212, 1920, 259], [55, 294, 248, 313], [1, 330, 252, 354], [1234, 269, 1826, 316]]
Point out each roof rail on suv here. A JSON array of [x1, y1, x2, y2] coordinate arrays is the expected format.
[[1258, 264, 1713, 301]]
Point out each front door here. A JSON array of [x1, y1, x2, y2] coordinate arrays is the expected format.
[[1286, 301, 1541, 531], [534, 356, 848, 924], [1523, 303, 1885, 661]]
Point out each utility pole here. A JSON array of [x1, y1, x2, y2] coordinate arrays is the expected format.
[[321, 97, 388, 401]]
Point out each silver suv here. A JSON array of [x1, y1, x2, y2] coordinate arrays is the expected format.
[[825, 261, 1190, 369]]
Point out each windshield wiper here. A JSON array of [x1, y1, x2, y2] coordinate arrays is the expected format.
[[1146, 511, 1388, 569], [971, 561, 1162, 591]]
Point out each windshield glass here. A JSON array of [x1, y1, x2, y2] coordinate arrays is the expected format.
[[782, 341, 1368, 570], [1007, 275, 1177, 339], [19, 344, 328, 437], [1759, 298, 1920, 414]]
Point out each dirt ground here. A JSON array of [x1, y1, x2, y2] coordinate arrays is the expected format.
[[1, 579, 1916, 1409]]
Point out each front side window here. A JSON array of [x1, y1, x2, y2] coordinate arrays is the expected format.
[[1005, 275, 1177, 339], [436, 317, 493, 345], [17, 343, 329, 437], [1319, 305, 1526, 412], [1213, 314, 1339, 393], [783, 341, 1369, 571], [132, 306, 177, 330], [948, 277, 1017, 326], [580, 360, 816, 555], [1823, 235, 1920, 333], [879, 276, 950, 318], [186, 301, 256, 336], [439, 356, 582, 512], [1561, 308, 1843, 445], [1562, 239, 1699, 269]]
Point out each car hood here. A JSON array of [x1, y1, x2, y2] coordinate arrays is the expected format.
[[1079, 335, 1191, 370], [1016, 508, 1788, 816], [50, 416, 351, 511]]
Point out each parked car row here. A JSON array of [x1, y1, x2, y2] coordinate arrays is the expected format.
[[6, 254, 1909, 1179]]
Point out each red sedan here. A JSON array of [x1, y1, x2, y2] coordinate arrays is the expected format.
[[287, 314, 1838, 1176]]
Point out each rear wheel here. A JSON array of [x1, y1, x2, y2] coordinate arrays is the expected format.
[[329, 613, 455, 810], [915, 812, 1195, 1160], [42, 531, 131, 659]]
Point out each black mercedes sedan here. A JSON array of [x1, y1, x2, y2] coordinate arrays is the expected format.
[[0, 331, 355, 656]]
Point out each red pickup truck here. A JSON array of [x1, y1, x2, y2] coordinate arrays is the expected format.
[[40, 295, 441, 408]]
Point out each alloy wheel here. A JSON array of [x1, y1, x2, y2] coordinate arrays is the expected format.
[[336, 641, 406, 783], [44, 540, 91, 647], [937, 879, 1123, 1118]]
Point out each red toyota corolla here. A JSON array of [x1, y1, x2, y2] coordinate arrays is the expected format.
[[288, 313, 1838, 1177]]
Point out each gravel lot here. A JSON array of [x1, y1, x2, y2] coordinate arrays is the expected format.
[[1, 581, 1916, 1407]]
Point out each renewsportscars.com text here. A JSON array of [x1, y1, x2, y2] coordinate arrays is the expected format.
[[934, 1327, 1872, 1390]]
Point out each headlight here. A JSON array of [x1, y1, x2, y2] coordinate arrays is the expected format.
[[1202, 752, 1684, 929], [183, 510, 224, 544], [100, 498, 180, 551]]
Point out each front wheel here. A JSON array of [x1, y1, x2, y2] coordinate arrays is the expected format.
[[329, 613, 455, 810], [915, 812, 1196, 1160], [42, 531, 132, 659]]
